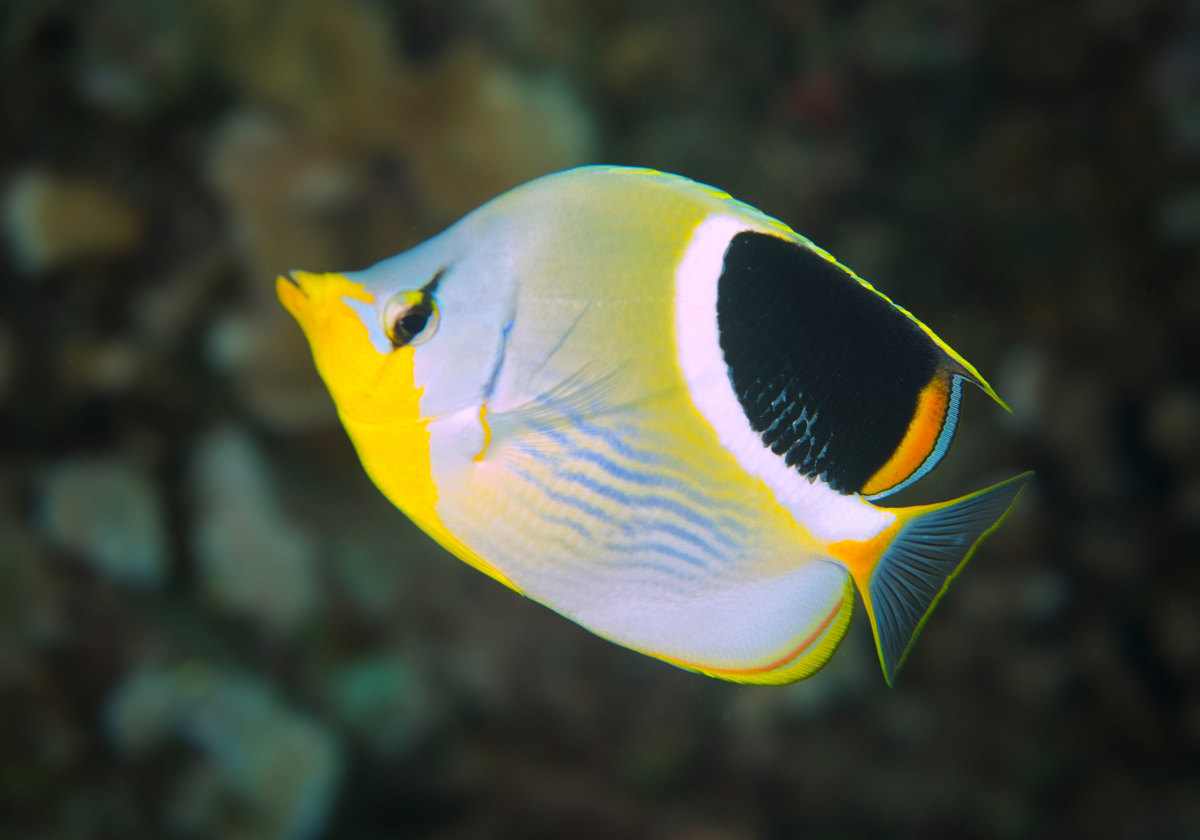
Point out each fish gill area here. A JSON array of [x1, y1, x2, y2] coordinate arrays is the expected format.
[[1, 1, 1198, 838]]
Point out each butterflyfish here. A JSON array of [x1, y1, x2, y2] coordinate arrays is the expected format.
[[278, 166, 1031, 686]]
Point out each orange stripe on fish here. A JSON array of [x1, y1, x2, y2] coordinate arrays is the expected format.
[[655, 592, 845, 678], [860, 373, 950, 497]]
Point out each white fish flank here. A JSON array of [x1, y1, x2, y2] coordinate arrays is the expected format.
[[673, 214, 895, 543]]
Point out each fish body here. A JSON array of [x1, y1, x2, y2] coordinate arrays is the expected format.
[[278, 166, 1030, 685]]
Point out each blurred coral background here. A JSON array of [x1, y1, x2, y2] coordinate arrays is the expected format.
[[2, 1, 1199, 838]]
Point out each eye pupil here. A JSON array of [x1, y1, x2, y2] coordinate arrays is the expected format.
[[399, 310, 429, 336]]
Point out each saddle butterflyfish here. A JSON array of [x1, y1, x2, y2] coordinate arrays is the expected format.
[[278, 166, 1031, 686]]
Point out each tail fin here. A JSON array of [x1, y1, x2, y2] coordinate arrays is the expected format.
[[833, 472, 1033, 685]]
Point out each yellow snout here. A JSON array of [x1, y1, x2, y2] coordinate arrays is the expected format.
[[277, 271, 420, 426]]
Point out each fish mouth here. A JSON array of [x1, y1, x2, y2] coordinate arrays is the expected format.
[[280, 270, 308, 297]]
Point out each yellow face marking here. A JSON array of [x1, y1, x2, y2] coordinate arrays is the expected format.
[[277, 272, 519, 593], [861, 374, 950, 497]]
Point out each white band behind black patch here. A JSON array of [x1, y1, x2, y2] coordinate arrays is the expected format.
[[675, 215, 894, 544]]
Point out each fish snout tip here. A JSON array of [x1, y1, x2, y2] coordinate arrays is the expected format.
[[276, 271, 312, 319], [278, 270, 311, 294], [278, 270, 354, 297], [276, 271, 372, 322]]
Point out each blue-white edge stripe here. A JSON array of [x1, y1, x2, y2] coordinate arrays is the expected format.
[[863, 373, 964, 502]]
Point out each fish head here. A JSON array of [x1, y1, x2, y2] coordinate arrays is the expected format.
[[276, 222, 523, 592], [277, 208, 523, 425]]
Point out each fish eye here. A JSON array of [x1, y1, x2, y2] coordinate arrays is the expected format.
[[384, 290, 439, 348]]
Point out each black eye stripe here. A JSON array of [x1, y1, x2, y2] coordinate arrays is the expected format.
[[423, 268, 445, 294]]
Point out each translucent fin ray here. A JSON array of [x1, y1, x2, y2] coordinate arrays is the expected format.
[[868, 471, 1033, 684]]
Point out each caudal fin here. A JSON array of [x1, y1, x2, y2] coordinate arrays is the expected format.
[[856, 472, 1033, 685]]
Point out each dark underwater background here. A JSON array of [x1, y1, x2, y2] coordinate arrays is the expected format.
[[2, 1, 1198, 838]]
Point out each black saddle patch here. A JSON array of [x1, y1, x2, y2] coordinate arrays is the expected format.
[[716, 231, 946, 494]]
